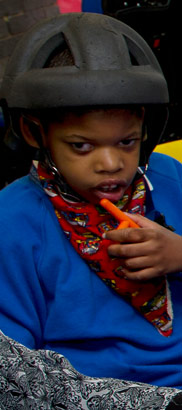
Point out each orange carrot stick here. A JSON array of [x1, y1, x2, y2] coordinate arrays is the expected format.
[[117, 221, 129, 229], [100, 198, 139, 228]]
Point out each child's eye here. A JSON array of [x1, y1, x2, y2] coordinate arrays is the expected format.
[[70, 142, 93, 153], [118, 139, 136, 147]]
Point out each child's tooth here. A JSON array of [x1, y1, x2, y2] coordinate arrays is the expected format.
[[101, 184, 117, 192]]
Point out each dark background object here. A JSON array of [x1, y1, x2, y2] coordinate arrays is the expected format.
[[102, 0, 182, 142]]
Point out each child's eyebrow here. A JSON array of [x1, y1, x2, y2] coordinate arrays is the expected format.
[[63, 131, 142, 144], [123, 131, 142, 139], [65, 134, 94, 141], [66, 131, 141, 139]]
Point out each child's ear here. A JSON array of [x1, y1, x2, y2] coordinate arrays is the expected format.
[[19, 115, 45, 149]]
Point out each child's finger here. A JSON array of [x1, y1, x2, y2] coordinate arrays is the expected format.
[[124, 213, 160, 230], [108, 244, 157, 270], [104, 227, 155, 244], [108, 241, 149, 258], [122, 266, 162, 281]]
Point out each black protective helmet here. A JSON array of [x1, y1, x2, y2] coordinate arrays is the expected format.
[[0, 12, 169, 162]]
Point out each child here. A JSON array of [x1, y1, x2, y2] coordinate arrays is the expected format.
[[1, 12, 182, 390]]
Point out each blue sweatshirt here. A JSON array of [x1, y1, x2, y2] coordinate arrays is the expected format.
[[0, 152, 182, 388]]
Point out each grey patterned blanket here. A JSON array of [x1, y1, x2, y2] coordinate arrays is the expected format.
[[0, 331, 181, 409]]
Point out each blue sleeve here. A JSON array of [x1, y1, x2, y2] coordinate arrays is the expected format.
[[82, 0, 103, 13], [0, 179, 47, 348], [146, 152, 182, 235]]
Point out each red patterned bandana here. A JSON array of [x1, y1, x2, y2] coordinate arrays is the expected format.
[[32, 160, 173, 337]]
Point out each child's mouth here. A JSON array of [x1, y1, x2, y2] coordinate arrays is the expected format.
[[99, 184, 118, 192], [92, 182, 127, 202]]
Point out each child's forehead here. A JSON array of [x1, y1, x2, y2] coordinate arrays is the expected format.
[[46, 107, 144, 142], [46, 106, 144, 123]]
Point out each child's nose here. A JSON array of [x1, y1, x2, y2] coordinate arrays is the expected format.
[[95, 147, 124, 173]]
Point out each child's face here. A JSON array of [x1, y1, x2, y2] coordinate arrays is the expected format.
[[44, 108, 143, 204]]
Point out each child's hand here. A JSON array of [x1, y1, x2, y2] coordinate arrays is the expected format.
[[104, 214, 182, 280]]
